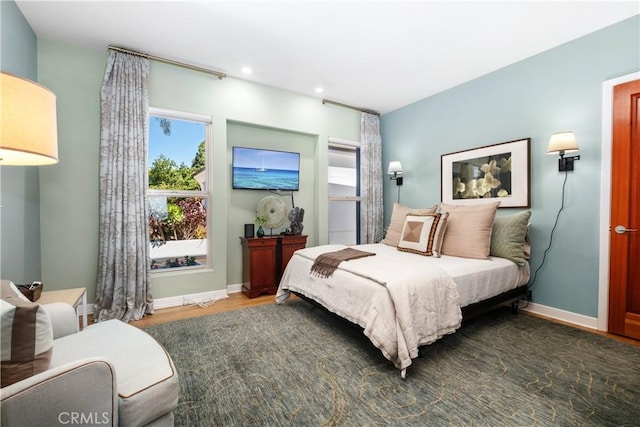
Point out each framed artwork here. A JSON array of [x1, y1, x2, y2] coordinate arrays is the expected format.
[[441, 138, 531, 208]]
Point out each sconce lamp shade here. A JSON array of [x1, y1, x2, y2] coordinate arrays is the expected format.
[[1, 71, 58, 165], [387, 161, 403, 175], [546, 131, 579, 155]]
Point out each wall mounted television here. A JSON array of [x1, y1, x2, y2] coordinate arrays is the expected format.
[[232, 146, 300, 191]]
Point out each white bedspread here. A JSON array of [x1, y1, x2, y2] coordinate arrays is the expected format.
[[276, 244, 462, 371]]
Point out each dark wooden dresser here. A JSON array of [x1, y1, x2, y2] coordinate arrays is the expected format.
[[240, 235, 307, 298]]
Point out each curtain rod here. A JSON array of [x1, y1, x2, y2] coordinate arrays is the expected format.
[[322, 98, 379, 116], [108, 46, 227, 80]]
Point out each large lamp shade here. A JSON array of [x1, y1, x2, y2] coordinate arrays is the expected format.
[[1, 71, 58, 165], [546, 131, 579, 155]]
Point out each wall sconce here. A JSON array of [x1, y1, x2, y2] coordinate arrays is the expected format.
[[530, 131, 580, 290], [388, 161, 404, 186], [546, 131, 580, 171], [1, 71, 58, 165]]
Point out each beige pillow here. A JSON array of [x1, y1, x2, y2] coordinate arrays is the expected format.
[[397, 212, 448, 257], [439, 201, 500, 259], [381, 203, 437, 247]]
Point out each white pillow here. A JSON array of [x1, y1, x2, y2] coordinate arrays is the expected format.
[[1, 289, 53, 387]]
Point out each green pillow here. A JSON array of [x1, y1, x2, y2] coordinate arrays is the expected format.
[[490, 211, 531, 265]]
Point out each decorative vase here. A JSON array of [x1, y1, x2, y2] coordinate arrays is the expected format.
[[256, 226, 265, 238]]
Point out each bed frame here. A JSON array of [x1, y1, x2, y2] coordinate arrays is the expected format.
[[294, 283, 529, 324], [291, 283, 529, 367], [461, 284, 529, 320]]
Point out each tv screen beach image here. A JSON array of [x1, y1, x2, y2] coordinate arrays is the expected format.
[[232, 147, 300, 190]]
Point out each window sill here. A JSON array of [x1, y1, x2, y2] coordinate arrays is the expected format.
[[149, 266, 214, 278]]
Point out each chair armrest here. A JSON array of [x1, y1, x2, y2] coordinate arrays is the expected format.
[[41, 302, 79, 338], [1, 357, 118, 427]]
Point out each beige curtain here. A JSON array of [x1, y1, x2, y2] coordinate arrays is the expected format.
[[94, 51, 153, 322], [360, 113, 384, 243]]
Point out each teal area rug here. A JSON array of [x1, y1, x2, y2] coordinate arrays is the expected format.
[[144, 300, 640, 426]]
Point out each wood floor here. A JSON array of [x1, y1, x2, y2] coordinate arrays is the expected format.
[[129, 292, 640, 347], [129, 293, 281, 328]]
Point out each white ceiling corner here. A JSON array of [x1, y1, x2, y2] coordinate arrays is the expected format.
[[15, 0, 639, 114]]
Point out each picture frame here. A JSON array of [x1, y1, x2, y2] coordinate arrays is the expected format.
[[441, 138, 531, 208]]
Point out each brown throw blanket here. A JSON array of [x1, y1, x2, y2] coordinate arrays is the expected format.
[[310, 247, 376, 278]]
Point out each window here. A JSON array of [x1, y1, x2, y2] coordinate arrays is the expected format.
[[328, 140, 360, 245], [147, 108, 211, 272]]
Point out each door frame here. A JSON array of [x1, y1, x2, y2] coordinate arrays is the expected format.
[[598, 71, 640, 331]]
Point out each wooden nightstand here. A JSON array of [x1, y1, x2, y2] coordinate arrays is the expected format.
[[240, 235, 308, 298], [240, 237, 279, 298]]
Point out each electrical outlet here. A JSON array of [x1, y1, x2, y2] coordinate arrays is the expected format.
[[527, 290, 532, 301]]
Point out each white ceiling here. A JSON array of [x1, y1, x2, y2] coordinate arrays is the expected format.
[[16, 1, 639, 114]]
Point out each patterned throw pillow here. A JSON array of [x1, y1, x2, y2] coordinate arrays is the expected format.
[[397, 213, 448, 257], [490, 211, 531, 265], [381, 203, 437, 247], [1, 281, 53, 387]]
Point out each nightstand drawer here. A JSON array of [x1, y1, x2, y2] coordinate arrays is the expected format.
[[283, 236, 307, 245], [245, 237, 278, 248]]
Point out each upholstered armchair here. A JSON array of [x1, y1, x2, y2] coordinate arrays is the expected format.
[[1, 282, 178, 426]]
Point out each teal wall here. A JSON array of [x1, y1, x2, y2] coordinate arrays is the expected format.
[[8, 0, 637, 319], [0, 0, 42, 283], [36, 39, 360, 300], [380, 16, 640, 318], [37, 40, 105, 296]]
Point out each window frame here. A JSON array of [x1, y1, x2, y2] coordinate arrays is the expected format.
[[147, 107, 213, 273]]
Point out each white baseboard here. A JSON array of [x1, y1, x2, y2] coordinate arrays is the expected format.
[[522, 302, 599, 331], [79, 284, 245, 316], [153, 289, 229, 310], [227, 283, 243, 294], [80, 287, 599, 333], [154, 283, 245, 309]]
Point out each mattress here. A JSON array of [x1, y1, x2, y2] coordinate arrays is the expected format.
[[358, 244, 529, 307], [423, 255, 529, 307]]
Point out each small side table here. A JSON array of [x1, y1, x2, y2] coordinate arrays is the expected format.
[[38, 287, 88, 329]]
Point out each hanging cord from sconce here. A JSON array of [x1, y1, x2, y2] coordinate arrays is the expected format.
[[528, 169, 569, 290], [396, 185, 401, 204]]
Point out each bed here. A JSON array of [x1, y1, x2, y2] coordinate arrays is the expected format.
[[276, 204, 531, 377]]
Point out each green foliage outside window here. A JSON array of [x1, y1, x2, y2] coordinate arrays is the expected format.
[[148, 140, 207, 243]]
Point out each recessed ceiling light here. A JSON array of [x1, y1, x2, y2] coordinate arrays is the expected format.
[[315, 87, 324, 94], [241, 66, 252, 75]]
